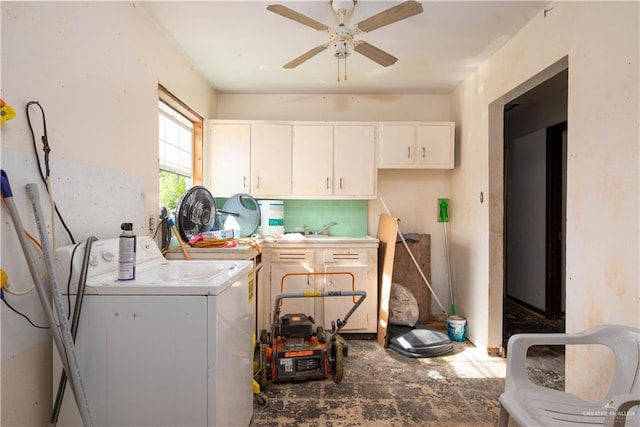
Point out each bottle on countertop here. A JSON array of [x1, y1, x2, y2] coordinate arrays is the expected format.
[[118, 222, 136, 281]]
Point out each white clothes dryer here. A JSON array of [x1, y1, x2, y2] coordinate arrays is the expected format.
[[53, 236, 254, 427]]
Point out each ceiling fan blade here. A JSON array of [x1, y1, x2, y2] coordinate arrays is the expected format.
[[267, 4, 330, 32], [353, 41, 398, 67], [355, 0, 423, 33], [283, 45, 328, 69]]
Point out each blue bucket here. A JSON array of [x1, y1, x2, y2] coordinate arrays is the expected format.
[[447, 315, 467, 342]]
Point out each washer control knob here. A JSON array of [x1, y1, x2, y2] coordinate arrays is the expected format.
[[89, 254, 99, 267], [101, 251, 115, 262]]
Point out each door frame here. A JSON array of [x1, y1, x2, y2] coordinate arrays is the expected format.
[[545, 121, 567, 319]]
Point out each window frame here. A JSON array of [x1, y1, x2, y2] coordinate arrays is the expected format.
[[158, 84, 203, 186]]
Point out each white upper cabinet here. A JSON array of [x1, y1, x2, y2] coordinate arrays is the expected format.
[[292, 124, 334, 196], [207, 123, 251, 196], [417, 123, 454, 168], [378, 122, 455, 169], [207, 120, 379, 199], [251, 123, 292, 197], [334, 124, 376, 198]]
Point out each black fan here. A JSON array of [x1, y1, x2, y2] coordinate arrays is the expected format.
[[174, 186, 216, 243]]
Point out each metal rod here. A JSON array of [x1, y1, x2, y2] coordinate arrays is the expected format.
[[443, 222, 455, 315], [51, 236, 98, 425]]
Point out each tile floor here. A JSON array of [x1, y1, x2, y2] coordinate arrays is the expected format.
[[250, 302, 565, 427]]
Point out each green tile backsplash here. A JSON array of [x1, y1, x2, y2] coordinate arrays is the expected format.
[[282, 199, 368, 237], [212, 197, 368, 237]]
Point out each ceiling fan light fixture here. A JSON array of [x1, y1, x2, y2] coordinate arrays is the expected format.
[[334, 39, 350, 59]]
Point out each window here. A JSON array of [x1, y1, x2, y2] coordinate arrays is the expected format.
[[157, 86, 203, 211]]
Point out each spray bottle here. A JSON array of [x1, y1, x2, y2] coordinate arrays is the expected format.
[[118, 222, 136, 281]]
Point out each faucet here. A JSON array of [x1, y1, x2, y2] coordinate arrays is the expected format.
[[314, 221, 337, 236]]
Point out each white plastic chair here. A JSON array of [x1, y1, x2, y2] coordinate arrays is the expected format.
[[498, 324, 640, 427]]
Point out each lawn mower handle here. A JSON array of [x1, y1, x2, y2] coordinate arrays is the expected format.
[[272, 289, 367, 341]]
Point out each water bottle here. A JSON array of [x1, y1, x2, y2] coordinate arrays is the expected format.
[[118, 222, 136, 281]]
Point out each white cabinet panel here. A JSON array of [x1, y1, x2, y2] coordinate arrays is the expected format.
[[292, 124, 333, 196], [270, 264, 315, 320], [323, 264, 369, 331], [334, 124, 376, 198], [251, 123, 292, 196], [378, 124, 416, 167], [418, 124, 454, 168], [207, 123, 251, 196]]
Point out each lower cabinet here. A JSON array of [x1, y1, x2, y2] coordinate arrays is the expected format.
[[261, 243, 378, 334]]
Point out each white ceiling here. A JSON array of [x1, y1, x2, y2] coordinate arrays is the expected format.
[[140, 1, 550, 95]]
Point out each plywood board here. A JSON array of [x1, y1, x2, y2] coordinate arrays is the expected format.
[[376, 213, 399, 347], [391, 235, 431, 325]]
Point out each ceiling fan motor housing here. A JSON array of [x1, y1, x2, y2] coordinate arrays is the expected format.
[[332, 24, 352, 58], [334, 39, 349, 58]]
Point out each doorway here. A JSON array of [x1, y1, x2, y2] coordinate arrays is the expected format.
[[502, 69, 568, 348]]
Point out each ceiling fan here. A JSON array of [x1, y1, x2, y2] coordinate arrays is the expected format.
[[267, 0, 423, 78]]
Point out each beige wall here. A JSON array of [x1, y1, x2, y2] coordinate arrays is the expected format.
[[450, 1, 639, 400], [2, 1, 637, 422], [217, 93, 455, 317], [1, 2, 216, 425]]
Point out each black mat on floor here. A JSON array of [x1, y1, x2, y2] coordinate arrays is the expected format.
[[388, 323, 453, 358]]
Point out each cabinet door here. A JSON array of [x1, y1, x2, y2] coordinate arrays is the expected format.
[[323, 264, 369, 331], [251, 123, 292, 196], [292, 125, 333, 196], [207, 123, 251, 196], [377, 123, 416, 168], [417, 123, 454, 168], [333, 125, 376, 198], [270, 264, 315, 321]]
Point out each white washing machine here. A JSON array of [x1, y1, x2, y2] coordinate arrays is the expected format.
[[53, 236, 254, 427]]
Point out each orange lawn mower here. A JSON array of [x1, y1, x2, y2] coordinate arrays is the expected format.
[[255, 272, 366, 389]]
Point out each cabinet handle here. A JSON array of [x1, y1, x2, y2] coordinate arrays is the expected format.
[[339, 177, 343, 189], [422, 147, 426, 158], [407, 146, 411, 158], [243, 176, 247, 188], [326, 177, 330, 189], [257, 176, 260, 189]]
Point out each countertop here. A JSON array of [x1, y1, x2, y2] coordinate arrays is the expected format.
[[164, 234, 379, 260], [164, 242, 261, 260]]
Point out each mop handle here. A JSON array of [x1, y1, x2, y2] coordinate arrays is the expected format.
[[25, 183, 93, 426]]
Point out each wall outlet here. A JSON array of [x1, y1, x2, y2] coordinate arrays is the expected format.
[[148, 214, 156, 234]]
